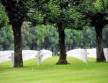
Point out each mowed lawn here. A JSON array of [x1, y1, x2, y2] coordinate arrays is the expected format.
[[0, 56, 108, 83]]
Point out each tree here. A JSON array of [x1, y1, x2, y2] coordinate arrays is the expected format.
[[81, 0, 108, 62], [40, 0, 71, 64], [54, 0, 86, 64], [31, 0, 85, 64], [29, 0, 67, 64], [0, 0, 35, 67]]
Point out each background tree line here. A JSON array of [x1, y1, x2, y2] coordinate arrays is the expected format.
[[0, 24, 108, 52]]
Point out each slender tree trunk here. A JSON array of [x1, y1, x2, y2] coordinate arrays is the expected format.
[[57, 24, 68, 64], [95, 27, 105, 62], [12, 23, 23, 67]]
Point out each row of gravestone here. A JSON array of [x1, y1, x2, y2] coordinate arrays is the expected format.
[[0, 50, 37, 63], [67, 48, 108, 63], [2, 48, 108, 67], [9, 49, 52, 67]]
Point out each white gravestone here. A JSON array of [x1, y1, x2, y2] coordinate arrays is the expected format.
[[104, 48, 108, 62], [36, 49, 52, 65], [87, 48, 96, 58], [22, 50, 38, 61], [8, 52, 14, 67], [0, 51, 13, 63], [67, 49, 87, 63]]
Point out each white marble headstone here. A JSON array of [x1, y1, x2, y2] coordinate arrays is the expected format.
[[87, 48, 96, 58], [0, 51, 13, 63], [36, 49, 52, 65], [22, 50, 38, 61], [8, 52, 14, 67], [104, 48, 108, 62], [67, 48, 87, 63]]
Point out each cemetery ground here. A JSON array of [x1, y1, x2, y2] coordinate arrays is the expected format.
[[0, 56, 108, 83]]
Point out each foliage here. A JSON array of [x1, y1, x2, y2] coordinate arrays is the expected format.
[[65, 28, 96, 49], [21, 24, 58, 50], [1, 24, 108, 51], [0, 4, 9, 28], [80, 0, 108, 27], [0, 0, 36, 24], [0, 26, 13, 50], [103, 27, 108, 47], [29, 0, 85, 29]]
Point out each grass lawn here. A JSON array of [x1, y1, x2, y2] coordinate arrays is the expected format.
[[0, 56, 108, 83]]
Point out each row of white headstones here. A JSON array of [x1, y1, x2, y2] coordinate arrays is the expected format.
[[0, 48, 108, 67], [9, 49, 53, 67], [67, 48, 108, 63]]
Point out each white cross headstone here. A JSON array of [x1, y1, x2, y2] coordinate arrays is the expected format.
[[67, 48, 87, 63], [104, 48, 108, 62], [36, 49, 52, 65]]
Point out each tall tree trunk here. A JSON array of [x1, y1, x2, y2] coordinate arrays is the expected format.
[[57, 24, 68, 64], [95, 27, 105, 62], [12, 23, 23, 67]]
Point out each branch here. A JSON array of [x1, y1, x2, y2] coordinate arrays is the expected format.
[[0, 0, 7, 6]]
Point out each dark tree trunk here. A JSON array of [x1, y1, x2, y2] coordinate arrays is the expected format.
[[57, 24, 68, 64], [95, 27, 105, 62], [12, 23, 23, 67]]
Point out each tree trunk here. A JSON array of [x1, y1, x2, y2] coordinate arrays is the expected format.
[[57, 24, 68, 64], [95, 27, 105, 62], [12, 23, 23, 67]]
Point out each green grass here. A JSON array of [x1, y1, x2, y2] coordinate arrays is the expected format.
[[0, 56, 108, 83]]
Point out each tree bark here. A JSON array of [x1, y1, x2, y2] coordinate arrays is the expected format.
[[56, 24, 68, 64], [95, 27, 105, 62], [12, 23, 23, 67]]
